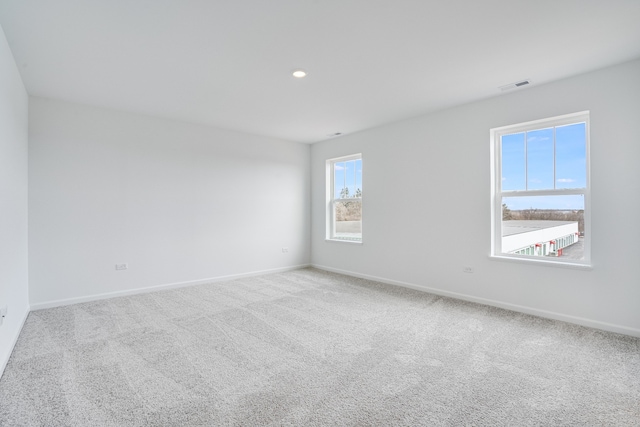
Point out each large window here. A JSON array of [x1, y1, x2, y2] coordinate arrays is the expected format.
[[491, 112, 590, 266], [327, 154, 362, 242]]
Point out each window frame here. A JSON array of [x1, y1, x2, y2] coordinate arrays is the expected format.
[[490, 111, 591, 267], [326, 153, 363, 243]]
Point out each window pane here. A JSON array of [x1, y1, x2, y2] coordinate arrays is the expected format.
[[527, 128, 554, 190], [556, 123, 586, 189], [501, 133, 525, 191], [344, 160, 356, 198], [334, 162, 345, 198], [355, 159, 362, 197], [502, 195, 584, 260], [334, 200, 362, 240]]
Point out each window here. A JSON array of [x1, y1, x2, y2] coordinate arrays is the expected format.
[[327, 154, 362, 242], [491, 112, 590, 266]]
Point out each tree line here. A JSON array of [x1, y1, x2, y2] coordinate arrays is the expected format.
[[502, 204, 584, 234], [336, 187, 362, 221]]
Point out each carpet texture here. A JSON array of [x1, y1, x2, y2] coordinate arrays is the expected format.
[[1, 268, 639, 426]]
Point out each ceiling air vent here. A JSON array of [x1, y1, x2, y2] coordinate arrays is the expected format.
[[499, 79, 531, 92]]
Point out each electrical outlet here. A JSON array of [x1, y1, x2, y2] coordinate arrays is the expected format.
[[463, 266, 474, 274], [0, 306, 7, 326], [115, 264, 128, 270], [281, 247, 289, 253]]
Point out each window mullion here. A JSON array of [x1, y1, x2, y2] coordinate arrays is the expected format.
[[553, 126, 556, 189], [502, 188, 585, 197], [524, 131, 528, 191]]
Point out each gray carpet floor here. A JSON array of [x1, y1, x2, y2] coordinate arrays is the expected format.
[[1, 268, 639, 426]]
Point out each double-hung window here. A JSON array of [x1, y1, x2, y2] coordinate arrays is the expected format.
[[327, 154, 362, 242], [491, 112, 590, 266]]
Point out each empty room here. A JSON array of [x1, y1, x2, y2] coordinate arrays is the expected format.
[[1, 1, 639, 425]]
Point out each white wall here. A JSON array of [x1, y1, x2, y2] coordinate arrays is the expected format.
[[311, 59, 640, 337], [0, 26, 29, 374], [29, 98, 310, 307]]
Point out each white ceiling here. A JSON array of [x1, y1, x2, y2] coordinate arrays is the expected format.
[[2, 1, 640, 143]]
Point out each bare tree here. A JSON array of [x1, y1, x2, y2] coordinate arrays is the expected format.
[[502, 203, 513, 220], [509, 208, 584, 234]]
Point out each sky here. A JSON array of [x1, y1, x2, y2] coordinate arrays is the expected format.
[[501, 122, 586, 210]]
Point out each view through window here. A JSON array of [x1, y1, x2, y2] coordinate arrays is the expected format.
[[492, 112, 590, 264], [327, 154, 362, 242]]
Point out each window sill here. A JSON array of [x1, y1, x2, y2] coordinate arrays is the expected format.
[[489, 254, 592, 270], [325, 238, 363, 245]]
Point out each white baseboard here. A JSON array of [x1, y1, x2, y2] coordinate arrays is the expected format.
[[312, 264, 640, 338], [0, 304, 30, 379], [30, 264, 311, 311]]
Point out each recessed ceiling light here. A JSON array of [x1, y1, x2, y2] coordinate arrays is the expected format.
[[292, 69, 307, 78]]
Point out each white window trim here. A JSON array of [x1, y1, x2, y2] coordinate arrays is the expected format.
[[326, 153, 363, 243], [490, 111, 591, 267]]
